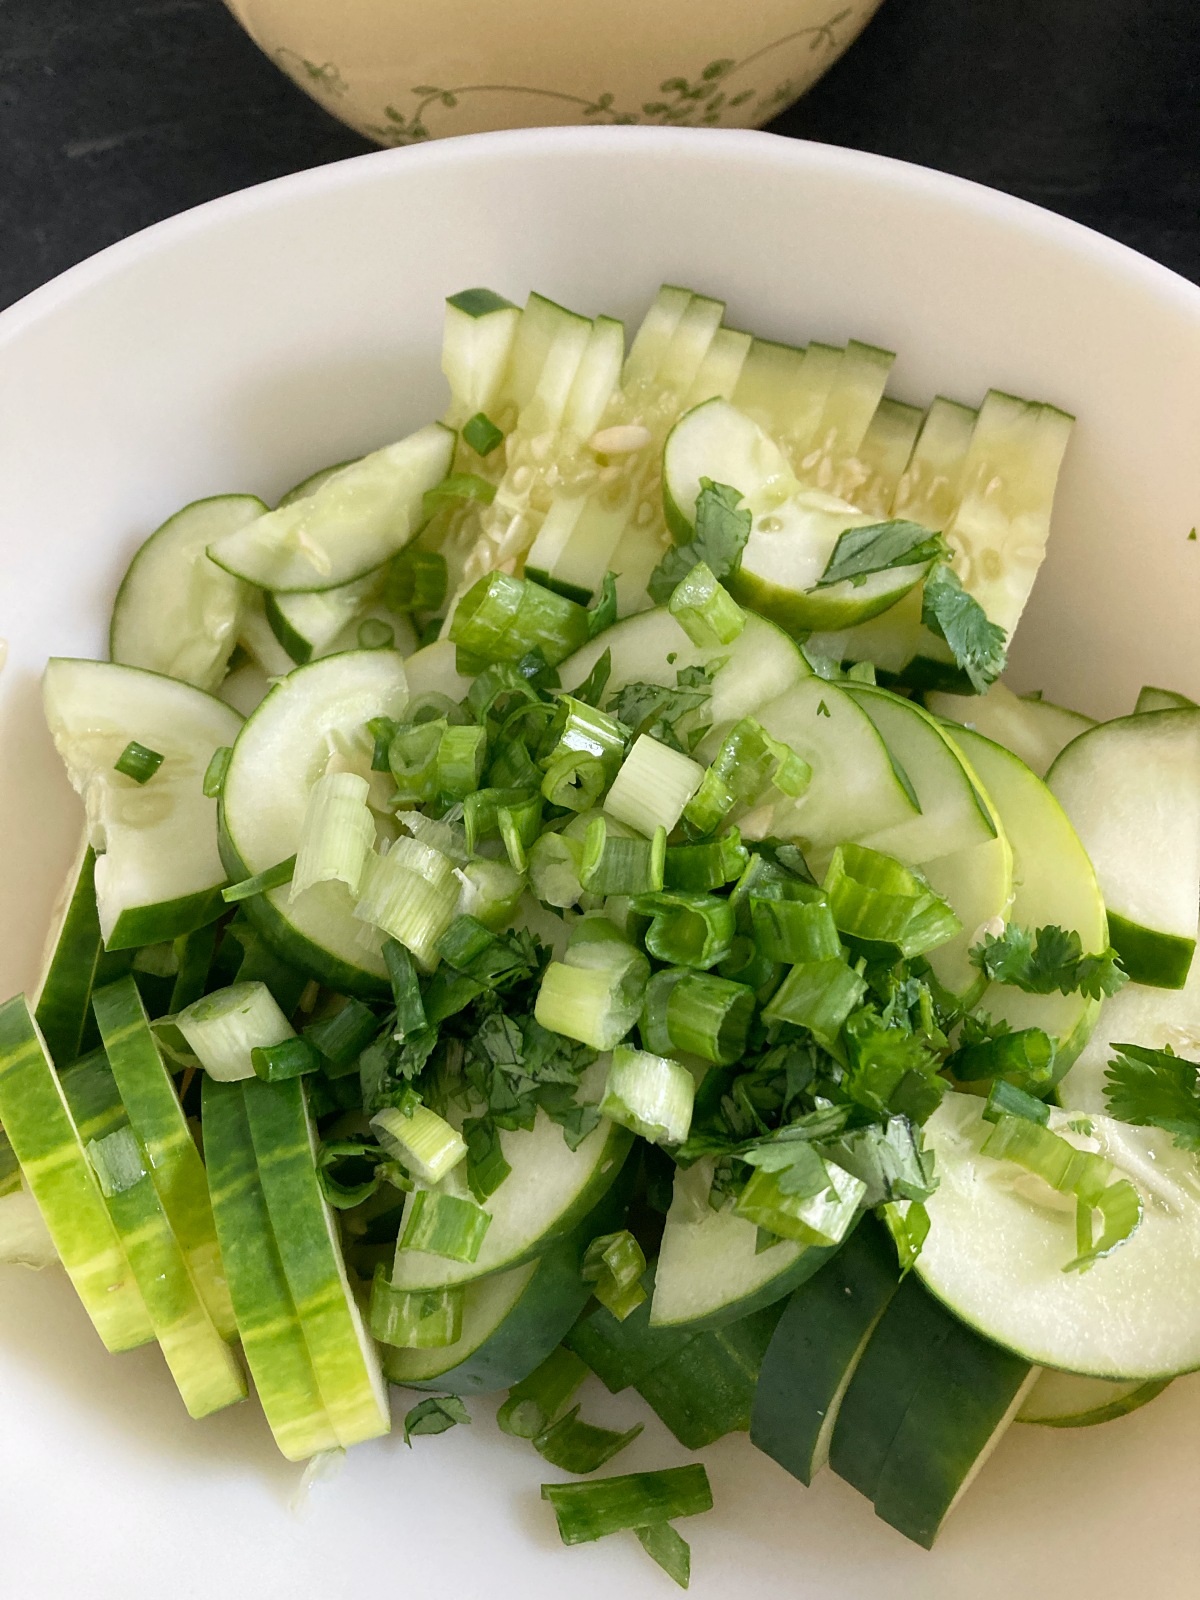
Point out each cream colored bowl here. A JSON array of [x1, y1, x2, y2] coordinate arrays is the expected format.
[[224, 0, 883, 144]]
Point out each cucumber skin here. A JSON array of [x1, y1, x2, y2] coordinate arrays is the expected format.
[[384, 1160, 635, 1395], [750, 1218, 900, 1485], [650, 1236, 843, 1334], [636, 1299, 787, 1448], [33, 844, 105, 1064], [566, 1262, 695, 1393], [104, 884, 229, 953], [1106, 911, 1195, 990], [263, 592, 315, 665], [1018, 1376, 1170, 1428]]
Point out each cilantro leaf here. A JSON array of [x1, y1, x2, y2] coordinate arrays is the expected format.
[[606, 664, 714, 754], [572, 647, 613, 709], [647, 479, 751, 605], [842, 1008, 944, 1122], [741, 1135, 831, 1198], [970, 923, 1127, 999], [920, 561, 1008, 692], [1104, 1043, 1200, 1152], [586, 572, 618, 639], [829, 1116, 938, 1206], [816, 521, 945, 589], [403, 1394, 470, 1444]]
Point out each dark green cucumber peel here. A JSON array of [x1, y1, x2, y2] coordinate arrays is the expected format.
[[751, 1216, 900, 1485], [565, 1262, 695, 1393], [636, 1299, 787, 1448], [1105, 911, 1195, 990], [33, 847, 131, 1062]]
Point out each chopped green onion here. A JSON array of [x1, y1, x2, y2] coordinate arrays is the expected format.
[[399, 1189, 491, 1263], [466, 659, 544, 725], [353, 837, 459, 968], [580, 816, 666, 897], [822, 843, 961, 958], [735, 1156, 864, 1248], [388, 721, 444, 804], [599, 1047, 694, 1146], [604, 734, 704, 837], [175, 981, 294, 1082], [717, 934, 781, 996], [251, 1036, 322, 1081], [291, 771, 375, 902], [383, 939, 427, 1037], [982, 1078, 1051, 1125], [462, 411, 505, 457], [948, 1026, 1056, 1090], [535, 936, 649, 1052], [750, 887, 842, 964], [663, 830, 749, 892], [221, 854, 297, 903], [541, 751, 606, 812], [357, 618, 395, 650], [371, 1101, 467, 1185], [435, 915, 537, 989], [545, 696, 627, 774], [454, 857, 525, 929], [541, 1464, 713, 1545], [398, 807, 468, 863], [436, 722, 487, 799], [368, 716, 399, 771], [113, 739, 164, 784], [463, 785, 536, 853], [635, 1523, 692, 1590], [87, 1125, 146, 1197], [497, 1346, 589, 1439], [634, 890, 735, 970], [581, 1228, 649, 1322], [498, 793, 544, 871], [761, 958, 866, 1049], [684, 717, 811, 835], [423, 471, 497, 517], [202, 745, 233, 798], [462, 1116, 512, 1203], [639, 969, 754, 1064], [383, 548, 449, 613], [369, 1270, 464, 1349], [485, 731, 543, 792], [534, 1406, 644, 1474], [529, 830, 584, 909], [304, 999, 380, 1075], [668, 560, 746, 647], [403, 1394, 470, 1444], [450, 571, 589, 670]]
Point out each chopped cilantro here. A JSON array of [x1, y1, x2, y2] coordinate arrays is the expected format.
[[816, 520, 945, 589], [970, 923, 1127, 999], [1105, 1043, 1200, 1152], [816, 699, 830, 718], [647, 479, 751, 604], [606, 664, 714, 754], [920, 561, 1008, 692], [586, 572, 618, 639], [403, 1394, 471, 1444]]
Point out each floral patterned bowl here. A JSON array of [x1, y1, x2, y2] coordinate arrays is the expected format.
[[222, 0, 884, 145]]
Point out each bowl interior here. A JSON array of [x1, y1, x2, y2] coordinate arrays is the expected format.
[[1, 127, 1199, 1599]]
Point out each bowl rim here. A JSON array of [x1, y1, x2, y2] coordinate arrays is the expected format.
[[3, 126, 1198, 351]]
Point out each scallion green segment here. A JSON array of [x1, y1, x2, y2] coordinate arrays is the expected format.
[[599, 1048, 694, 1147], [462, 411, 505, 457], [497, 1345, 589, 1439], [113, 739, 164, 784], [635, 1522, 692, 1590], [371, 1100, 466, 1184], [370, 1271, 464, 1349], [640, 969, 754, 1064], [251, 1037, 322, 1082], [450, 571, 589, 669], [823, 844, 960, 958], [534, 1405, 643, 1474], [668, 560, 746, 648], [400, 1189, 492, 1263], [541, 1463, 713, 1544], [581, 1228, 648, 1322], [222, 854, 297, 904], [535, 934, 649, 1051]]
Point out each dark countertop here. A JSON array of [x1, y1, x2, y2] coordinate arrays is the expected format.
[[1, 0, 1198, 310]]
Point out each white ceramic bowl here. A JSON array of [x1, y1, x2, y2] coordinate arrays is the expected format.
[[2, 129, 1199, 1600], [224, 0, 884, 144]]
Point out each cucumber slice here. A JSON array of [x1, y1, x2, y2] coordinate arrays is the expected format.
[[748, 678, 919, 852], [235, 593, 298, 679], [661, 397, 794, 542], [201, 1077, 341, 1460], [441, 288, 521, 425], [622, 285, 692, 388], [1048, 710, 1200, 988], [798, 340, 894, 493], [219, 650, 410, 994], [871, 1315, 1035, 1548], [109, 496, 260, 691], [684, 325, 752, 407], [729, 337, 809, 442], [1135, 684, 1197, 713], [750, 1218, 900, 1485], [920, 833, 1014, 1000], [927, 680, 1095, 778], [845, 684, 999, 865], [264, 572, 381, 665], [649, 1160, 842, 1331], [636, 1298, 787, 1448], [208, 423, 454, 592], [92, 977, 236, 1340], [845, 398, 925, 517], [241, 1077, 389, 1446], [88, 1126, 247, 1419], [402, 638, 474, 704], [217, 657, 274, 718], [0, 1183, 57, 1269], [0, 996, 152, 1352], [42, 658, 242, 950], [61, 1047, 129, 1144], [31, 838, 112, 1065], [917, 1090, 1200, 1378], [1058, 955, 1200, 1118], [389, 1062, 633, 1293], [558, 606, 811, 742], [1017, 1367, 1170, 1427], [777, 342, 844, 464], [946, 726, 1106, 1071], [383, 1168, 630, 1393], [277, 459, 360, 508]]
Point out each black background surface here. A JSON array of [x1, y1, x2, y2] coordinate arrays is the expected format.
[[1, 0, 1197, 310]]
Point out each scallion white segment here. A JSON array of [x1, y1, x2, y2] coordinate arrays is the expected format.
[[604, 735, 704, 837], [354, 837, 459, 969], [599, 1047, 694, 1145], [291, 772, 375, 902], [371, 1104, 467, 1185], [175, 982, 294, 1082], [535, 939, 648, 1052]]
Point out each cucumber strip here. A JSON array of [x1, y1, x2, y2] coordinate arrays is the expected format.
[[1048, 709, 1200, 988], [684, 325, 752, 407], [0, 996, 152, 1352], [649, 1160, 842, 1331], [390, 1062, 633, 1292], [750, 1217, 900, 1485], [441, 289, 521, 425], [947, 726, 1107, 1071], [0, 1125, 21, 1197], [872, 1320, 1035, 1547], [845, 684, 1000, 865], [382, 1167, 631, 1393], [927, 680, 1095, 778], [31, 837, 111, 1064], [1017, 1368, 1170, 1427], [89, 1130, 247, 1419], [219, 650, 411, 994], [402, 638, 474, 704], [208, 423, 454, 592], [917, 1091, 1200, 1378], [109, 496, 262, 691], [92, 976, 236, 1340], [0, 1183, 57, 1269], [241, 1077, 389, 1446], [61, 1048, 129, 1143], [635, 1298, 786, 1448], [558, 607, 811, 746], [776, 342, 844, 465], [1135, 684, 1197, 713], [201, 1077, 341, 1460], [843, 398, 925, 517], [797, 340, 895, 492], [565, 1262, 696, 1392], [622, 285, 693, 389], [42, 658, 242, 950], [729, 337, 809, 444]]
